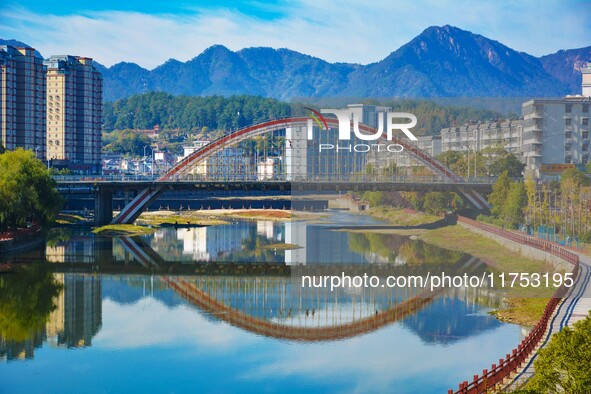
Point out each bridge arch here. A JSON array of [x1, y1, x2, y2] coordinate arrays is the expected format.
[[112, 117, 489, 224]]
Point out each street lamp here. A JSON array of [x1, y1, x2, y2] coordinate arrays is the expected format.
[[35, 146, 39, 159], [143, 145, 154, 178]]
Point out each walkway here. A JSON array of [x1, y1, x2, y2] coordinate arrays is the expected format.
[[507, 250, 591, 389]]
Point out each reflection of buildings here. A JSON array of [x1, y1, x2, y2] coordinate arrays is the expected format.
[[46, 234, 96, 264], [177, 225, 252, 261], [256, 220, 282, 241], [0, 332, 44, 361], [47, 274, 102, 348], [285, 221, 306, 265], [1, 273, 102, 361]]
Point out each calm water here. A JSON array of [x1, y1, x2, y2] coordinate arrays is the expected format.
[[0, 212, 523, 393]]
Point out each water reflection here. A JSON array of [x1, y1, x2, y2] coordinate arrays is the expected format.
[[1, 271, 507, 360], [0, 273, 519, 393], [1, 214, 524, 392]]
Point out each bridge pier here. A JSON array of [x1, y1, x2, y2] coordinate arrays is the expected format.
[[94, 188, 113, 227]]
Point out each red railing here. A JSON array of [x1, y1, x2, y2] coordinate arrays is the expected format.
[[0, 224, 41, 241], [449, 216, 579, 394]]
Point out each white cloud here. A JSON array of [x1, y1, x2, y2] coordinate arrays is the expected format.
[[94, 297, 257, 350], [0, 1, 589, 69]]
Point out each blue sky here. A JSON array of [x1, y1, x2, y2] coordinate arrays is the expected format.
[[0, 0, 589, 68]]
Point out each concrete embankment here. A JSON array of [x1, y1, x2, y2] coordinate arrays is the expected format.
[[458, 221, 572, 273]]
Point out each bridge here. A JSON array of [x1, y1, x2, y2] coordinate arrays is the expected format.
[[55, 116, 493, 225]]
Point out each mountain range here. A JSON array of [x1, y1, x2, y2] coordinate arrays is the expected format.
[[2, 25, 590, 101]]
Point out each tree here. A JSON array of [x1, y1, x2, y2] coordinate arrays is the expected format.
[[103, 129, 153, 157], [504, 181, 527, 226], [560, 168, 590, 190], [490, 153, 525, 178], [0, 149, 63, 230], [488, 171, 512, 218], [527, 312, 591, 393], [423, 192, 449, 214], [363, 191, 384, 206]]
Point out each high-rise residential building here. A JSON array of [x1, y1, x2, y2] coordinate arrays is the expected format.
[[44, 55, 102, 173], [583, 62, 591, 97], [0, 45, 46, 159], [521, 98, 590, 177]]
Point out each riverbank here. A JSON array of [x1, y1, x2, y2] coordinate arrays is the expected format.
[[134, 208, 327, 226], [360, 208, 556, 326], [92, 224, 156, 237]]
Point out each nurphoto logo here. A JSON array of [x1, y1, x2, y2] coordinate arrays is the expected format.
[[305, 106, 418, 153]]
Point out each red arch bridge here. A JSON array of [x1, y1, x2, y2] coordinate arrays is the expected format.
[[54, 117, 492, 226]]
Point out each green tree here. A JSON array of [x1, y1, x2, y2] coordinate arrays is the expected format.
[[489, 152, 525, 178], [0, 149, 63, 230], [527, 312, 591, 393], [560, 168, 590, 189], [423, 192, 449, 214], [489, 171, 512, 218], [504, 181, 527, 226], [103, 129, 152, 157], [363, 191, 385, 207]]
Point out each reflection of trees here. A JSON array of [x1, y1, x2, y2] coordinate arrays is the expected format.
[[224, 232, 285, 263], [398, 241, 464, 265], [348, 233, 407, 262], [0, 265, 62, 342], [45, 228, 73, 247], [349, 232, 465, 265]]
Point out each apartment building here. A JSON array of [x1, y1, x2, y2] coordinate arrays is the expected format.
[[45, 55, 102, 173], [440, 120, 522, 155], [0, 45, 46, 160], [521, 97, 590, 177]]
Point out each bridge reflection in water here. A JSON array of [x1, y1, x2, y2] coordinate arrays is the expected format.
[[1, 222, 512, 361], [0, 270, 507, 362]]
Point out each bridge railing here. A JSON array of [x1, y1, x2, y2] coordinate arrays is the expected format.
[[52, 174, 160, 182], [53, 174, 498, 184], [449, 216, 579, 394]]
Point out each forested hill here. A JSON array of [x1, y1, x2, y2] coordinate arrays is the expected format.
[[102, 93, 291, 133], [102, 93, 503, 137]]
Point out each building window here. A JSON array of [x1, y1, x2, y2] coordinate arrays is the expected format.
[[565, 156, 572, 163], [565, 104, 572, 113], [583, 118, 589, 127], [565, 131, 572, 139], [583, 131, 589, 139], [565, 118, 572, 127], [583, 105, 589, 113]]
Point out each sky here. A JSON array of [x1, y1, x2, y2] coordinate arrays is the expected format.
[[0, 0, 589, 69]]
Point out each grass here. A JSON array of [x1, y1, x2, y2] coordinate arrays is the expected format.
[[421, 224, 557, 326], [368, 207, 441, 226], [363, 207, 560, 326], [259, 243, 301, 250], [92, 224, 155, 236], [137, 213, 228, 227], [55, 213, 87, 225], [223, 210, 291, 221]]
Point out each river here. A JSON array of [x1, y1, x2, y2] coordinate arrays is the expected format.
[[0, 211, 523, 393]]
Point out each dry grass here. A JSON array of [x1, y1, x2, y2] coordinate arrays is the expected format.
[[92, 224, 155, 236]]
